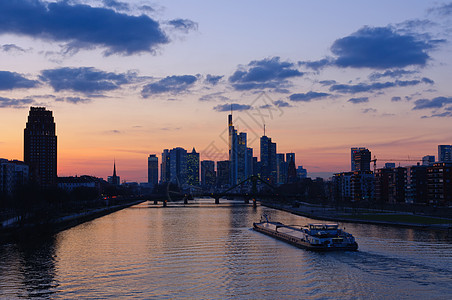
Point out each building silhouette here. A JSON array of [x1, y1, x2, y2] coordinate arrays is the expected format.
[[187, 148, 200, 186], [160, 149, 170, 183], [24, 107, 57, 188], [169, 147, 187, 185], [228, 113, 250, 185], [148, 154, 158, 188], [201, 160, 215, 188], [351, 147, 371, 171], [438, 145, 451, 162], [0, 159, 29, 196], [260, 135, 277, 183], [217, 160, 230, 187], [107, 161, 120, 186]]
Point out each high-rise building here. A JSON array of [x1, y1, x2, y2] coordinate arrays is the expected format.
[[427, 162, 452, 205], [0, 159, 29, 196], [160, 149, 170, 183], [406, 165, 428, 204], [297, 165, 307, 179], [422, 155, 435, 166], [201, 160, 215, 187], [186, 148, 200, 186], [169, 147, 187, 185], [351, 147, 371, 171], [276, 153, 287, 184], [148, 154, 158, 188], [260, 135, 277, 183], [24, 107, 57, 188], [228, 113, 250, 185], [438, 145, 451, 162], [217, 160, 230, 187], [286, 153, 297, 183], [107, 161, 120, 186]]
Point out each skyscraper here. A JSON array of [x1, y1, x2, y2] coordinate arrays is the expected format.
[[186, 148, 200, 186], [260, 135, 277, 183], [201, 160, 215, 187], [148, 154, 158, 188], [160, 149, 170, 183], [24, 107, 57, 188], [228, 112, 249, 185], [351, 147, 371, 171], [169, 147, 187, 185], [217, 160, 230, 187], [438, 145, 452, 162]]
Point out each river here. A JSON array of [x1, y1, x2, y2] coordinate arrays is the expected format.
[[1, 199, 451, 299]]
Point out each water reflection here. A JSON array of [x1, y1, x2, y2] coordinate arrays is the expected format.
[[0, 235, 58, 298], [0, 199, 451, 299]]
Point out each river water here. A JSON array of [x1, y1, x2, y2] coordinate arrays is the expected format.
[[1, 199, 451, 299]]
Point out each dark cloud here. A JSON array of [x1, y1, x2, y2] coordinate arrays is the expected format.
[[1, 44, 25, 53], [330, 79, 428, 94], [0, 71, 39, 90], [55, 96, 91, 104], [213, 103, 252, 112], [362, 108, 377, 114], [428, 3, 452, 16], [40, 67, 133, 93], [199, 92, 230, 102], [141, 75, 198, 97], [331, 26, 443, 69], [413, 97, 452, 110], [0, 0, 168, 55], [0, 96, 34, 108], [168, 19, 198, 32], [319, 80, 337, 86], [274, 100, 292, 107], [229, 57, 303, 91], [391, 96, 402, 102], [298, 58, 333, 70], [205, 74, 223, 85], [289, 91, 330, 102], [102, 0, 129, 11], [369, 69, 417, 80], [348, 97, 369, 104]]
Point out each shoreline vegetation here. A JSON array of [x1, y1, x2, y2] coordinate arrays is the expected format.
[[261, 200, 452, 231]]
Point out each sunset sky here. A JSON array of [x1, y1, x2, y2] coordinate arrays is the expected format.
[[1, 0, 452, 182]]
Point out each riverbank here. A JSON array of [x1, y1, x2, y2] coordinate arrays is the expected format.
[[0, 199, 146, 243], [261, 201, 452, 231]]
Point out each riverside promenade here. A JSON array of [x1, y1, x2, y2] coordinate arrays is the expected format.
[[0, 199, 146, 243], [262, 201, 452, 231]]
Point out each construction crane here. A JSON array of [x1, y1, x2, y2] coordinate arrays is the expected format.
[[370, 156, 422, 173]]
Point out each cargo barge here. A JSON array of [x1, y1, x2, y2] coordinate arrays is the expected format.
[[253, 215, 358, 251]]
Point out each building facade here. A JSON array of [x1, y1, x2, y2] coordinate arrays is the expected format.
[[0, 159, 29, 197], [186, 148, 200, 186], [148, 154, 159, 188], [351, 147, 371, 171], [201, 160, 216, 188], [438, 145, 452, 162], [24, 107, 57, 188]]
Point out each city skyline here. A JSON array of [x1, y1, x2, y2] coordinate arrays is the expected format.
[[1, 1, 452, 182]]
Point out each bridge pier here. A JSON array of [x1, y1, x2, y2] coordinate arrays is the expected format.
[[184, 197, 188, 204], [215, 197, 220, 204], [244, 198, 249, 204], [163, 199, 167, 207], [154, 200, 158, 205], [253, 198, 257, 208]]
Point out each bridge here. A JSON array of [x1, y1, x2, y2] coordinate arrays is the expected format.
[[150, 175, 285, 207]]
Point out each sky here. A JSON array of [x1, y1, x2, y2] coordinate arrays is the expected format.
[[1, 0, 452, 182]]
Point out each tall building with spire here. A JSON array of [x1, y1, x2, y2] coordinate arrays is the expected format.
[[186, 147, 200, 186], [260, 134, 277, 183], [108, 161, 120, 186], [228, 111, 251, 185], [24, 107, 57, 188]]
